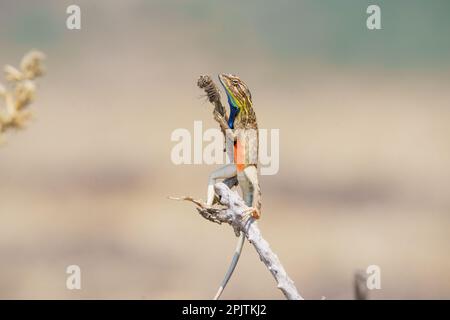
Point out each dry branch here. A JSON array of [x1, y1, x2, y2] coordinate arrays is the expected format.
[[170, 182, 303, 300]]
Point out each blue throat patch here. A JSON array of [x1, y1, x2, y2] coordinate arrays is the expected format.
[[227, 96, 239, 129]]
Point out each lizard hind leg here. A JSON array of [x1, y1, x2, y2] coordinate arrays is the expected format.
[[206, 164, 237, 205], [242, 165, 261, 219]]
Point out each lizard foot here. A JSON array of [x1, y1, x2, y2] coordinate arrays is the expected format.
[[242, 207, 260, 222]]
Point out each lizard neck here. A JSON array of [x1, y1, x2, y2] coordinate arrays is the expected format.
[[235, 106, 258, 130]]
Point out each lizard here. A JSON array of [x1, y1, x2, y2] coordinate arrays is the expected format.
[[199, 73, 261, 300]]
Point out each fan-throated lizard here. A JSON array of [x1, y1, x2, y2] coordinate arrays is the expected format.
[[202, 74, 261, 300]]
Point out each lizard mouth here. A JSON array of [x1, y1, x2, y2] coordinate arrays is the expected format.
[[218, 73, 227, 87], [218, 73, 233, 99]]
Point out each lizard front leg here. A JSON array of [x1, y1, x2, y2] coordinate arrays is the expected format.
[[214, 110, 236, 141], [207, 164, 237, 206]]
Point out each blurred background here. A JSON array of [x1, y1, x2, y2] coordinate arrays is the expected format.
[[0, 0, 449, 299]]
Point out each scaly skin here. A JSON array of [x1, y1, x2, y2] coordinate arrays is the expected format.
[[204, 74, 261, 299]]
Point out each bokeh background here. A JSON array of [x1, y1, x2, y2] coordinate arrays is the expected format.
[[0, 0, 449, 299]]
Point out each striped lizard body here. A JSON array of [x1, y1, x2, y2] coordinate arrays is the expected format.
[[202, 74, 261, 299]]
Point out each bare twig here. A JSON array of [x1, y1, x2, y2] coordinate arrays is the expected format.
[[170, 182, 303, 300]]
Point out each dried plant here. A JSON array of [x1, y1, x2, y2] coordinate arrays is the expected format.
[[0, 50, 46, 142]]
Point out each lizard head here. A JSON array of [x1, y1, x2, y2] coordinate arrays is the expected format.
[[218, 73, 252, 129]]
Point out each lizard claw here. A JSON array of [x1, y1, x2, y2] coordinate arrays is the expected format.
[[242, 207, 260, 222], [250, 208, 261, 220]]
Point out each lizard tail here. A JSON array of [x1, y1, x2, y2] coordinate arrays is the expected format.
[[213, 232, 246, 300]]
